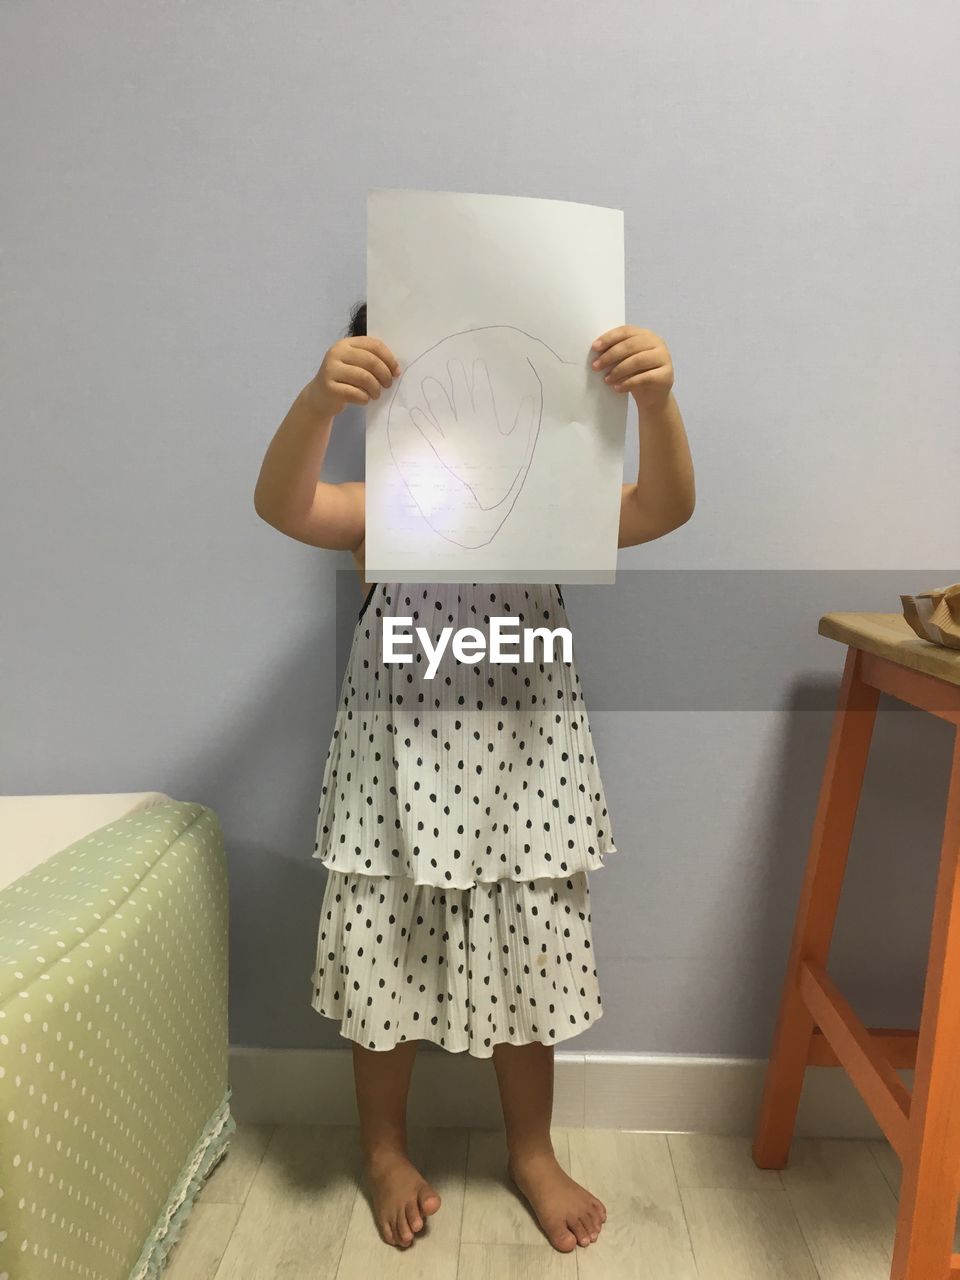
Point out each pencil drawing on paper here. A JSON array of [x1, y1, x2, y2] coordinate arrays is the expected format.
[[384, 325, 572, 548]]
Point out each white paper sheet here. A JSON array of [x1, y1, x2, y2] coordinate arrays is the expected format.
[[365, 188, 627, 583]]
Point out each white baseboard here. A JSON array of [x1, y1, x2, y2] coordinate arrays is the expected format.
[[229, 1046, 908, 1140]]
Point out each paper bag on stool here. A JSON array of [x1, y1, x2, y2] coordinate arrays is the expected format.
[[900, 582, 960, 649]]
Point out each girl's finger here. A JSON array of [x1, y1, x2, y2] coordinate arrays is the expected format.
[[335, 353, 391, 391], [592, 335, 659, 371], [602, 349, 662, 382], [329, 380, 371, 405], [343, 345, 397, 387], [354, 336, 402, 376], [332, 362, 382, 398], [591, 324, 634, 351], [609, 369, 664, 392]]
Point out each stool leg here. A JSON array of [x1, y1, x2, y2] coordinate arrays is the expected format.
[[890, 729, 960, 1280], [753, 645, 879, 1168]]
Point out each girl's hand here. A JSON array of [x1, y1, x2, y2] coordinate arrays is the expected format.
[[304, 337, 402, 417], [591, 325, 674, 411]]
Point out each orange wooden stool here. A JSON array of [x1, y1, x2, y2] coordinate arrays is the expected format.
[[753, 612, 960, 1280]]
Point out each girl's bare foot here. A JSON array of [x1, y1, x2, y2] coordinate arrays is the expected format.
[[506, 1149, 607, 1252], [363, 1148, 442, 1248]]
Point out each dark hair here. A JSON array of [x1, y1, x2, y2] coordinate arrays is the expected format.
[[347, 299, 366, 338]]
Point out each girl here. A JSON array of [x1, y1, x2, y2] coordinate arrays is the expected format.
[[254, 300, 695, 1253]]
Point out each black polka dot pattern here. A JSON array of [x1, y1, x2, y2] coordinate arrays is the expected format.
[[310, 870, 602, 1056], [312, 582, 617, 888], [310, 582, 617, 1057]]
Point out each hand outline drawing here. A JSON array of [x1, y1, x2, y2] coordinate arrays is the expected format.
[[386, 326, 552, 548], [408, 355, 538, 511]]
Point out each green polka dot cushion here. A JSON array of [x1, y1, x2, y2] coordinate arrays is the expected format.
[[0, 797, 235, 1280]]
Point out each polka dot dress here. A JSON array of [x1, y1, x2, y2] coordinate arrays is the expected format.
[[310, 582, 617, 1057]]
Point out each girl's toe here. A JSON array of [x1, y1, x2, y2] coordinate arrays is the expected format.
[[395, 1210, 413, 1246], [419, 1183, 442, 1215], [550, 1221, 578, 1252]]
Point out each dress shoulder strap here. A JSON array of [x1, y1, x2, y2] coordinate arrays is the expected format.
[[358, 582, 378, 622]]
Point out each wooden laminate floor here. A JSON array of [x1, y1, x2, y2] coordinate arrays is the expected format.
[[163, 1124, 956, 1279]]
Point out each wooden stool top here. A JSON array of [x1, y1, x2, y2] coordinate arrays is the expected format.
[[819, 611, 960, 687]]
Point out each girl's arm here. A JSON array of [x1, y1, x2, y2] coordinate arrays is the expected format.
[[589, 325, 696, 548], [618, 389, 696, 547], [253, 384, 364, 549], [253, 336, 399, 550]]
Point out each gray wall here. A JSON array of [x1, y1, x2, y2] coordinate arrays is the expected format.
[[2, 1, 958, 1058]]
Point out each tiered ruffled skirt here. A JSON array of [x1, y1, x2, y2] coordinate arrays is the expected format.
[[310, 582, 617, 1057]]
